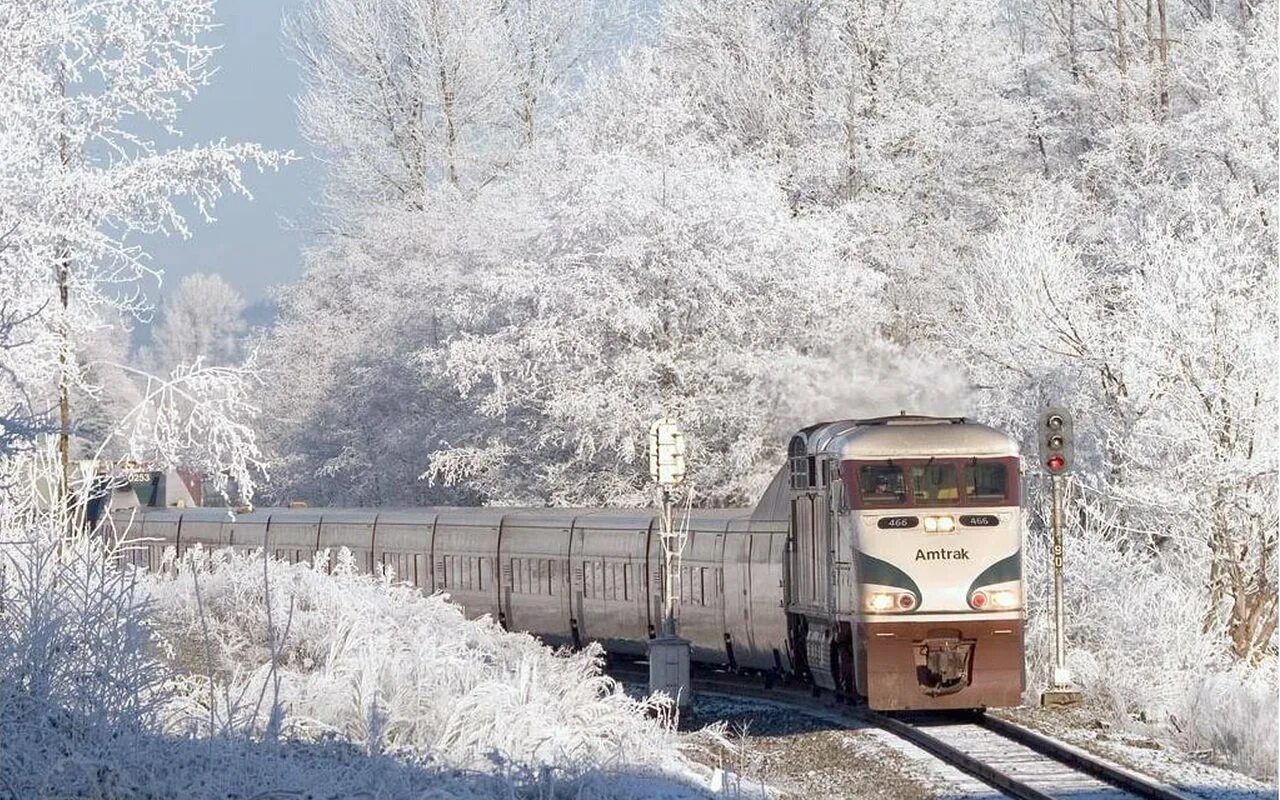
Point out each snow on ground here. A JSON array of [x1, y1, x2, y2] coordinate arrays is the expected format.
[[0, 534, 762, 799], [996, 706, 1277, 800]]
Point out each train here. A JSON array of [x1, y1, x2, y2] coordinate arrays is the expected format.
[[101, 413, 1026, 711]]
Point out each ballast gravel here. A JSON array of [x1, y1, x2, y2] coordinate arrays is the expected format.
[[675, 692, 993, 799]]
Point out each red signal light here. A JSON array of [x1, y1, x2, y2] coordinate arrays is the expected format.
[[897, 593, 916, 610], [970, 590, 989, 609], [1046, 454, 1066, 473]]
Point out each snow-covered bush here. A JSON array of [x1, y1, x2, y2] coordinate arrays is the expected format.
[[0, 456, 166, 794], [1178, 661, 1278, 780], [141, 545, 743, 795], [0, 508, 746, 798]]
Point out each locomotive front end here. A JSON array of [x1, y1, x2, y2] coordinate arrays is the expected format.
[[840, 422, 1025, 710]]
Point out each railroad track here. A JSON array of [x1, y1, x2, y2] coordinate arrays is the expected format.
[[608, 661, 1198, 800]]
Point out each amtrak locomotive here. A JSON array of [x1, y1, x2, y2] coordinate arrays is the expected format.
[[104, 414, 1026, 710]]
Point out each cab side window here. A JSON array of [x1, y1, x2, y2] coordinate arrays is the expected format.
[[859, 465, 906, 504], [965, 462, 1008, 503]]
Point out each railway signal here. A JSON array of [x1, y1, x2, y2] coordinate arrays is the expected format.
[[649, 419, 686, 487], [648, 417, 692, 708], [1038, 408, 1074, 474], [1039, 406, 1081, 707]]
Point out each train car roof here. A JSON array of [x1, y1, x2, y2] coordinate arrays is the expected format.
[[368, 508, 438, 525], [683, 511, 749, 534], [433, 506, 518, 526], [683, 509, 752, 527], [228, 507, 274, 525], [257, 507, 324, 523], [317, 509, 379, 524], [571, 509, 657, 529], [501, 508, 592, 528], [130, 504, 797, 535], [180, 507, 237, 522]]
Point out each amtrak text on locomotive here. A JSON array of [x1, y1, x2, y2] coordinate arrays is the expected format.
[[915, 548, 971, 561]]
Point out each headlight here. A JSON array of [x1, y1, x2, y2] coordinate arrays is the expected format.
[[990, 589, 1019, 609], [923, 515, 955, 533], [970, 586, 1020, 610], [865, 590, 917, 613]]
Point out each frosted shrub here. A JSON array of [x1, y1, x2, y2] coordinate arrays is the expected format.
[[145, 546, 736, 789], [1179, 660, 1278, 779], [1023, 516, 1278, 778], [0, 503, 169, 795]]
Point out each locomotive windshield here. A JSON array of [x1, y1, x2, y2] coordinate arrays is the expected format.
[[846, 457, 1018, 507], [910, 464, 959, 503]]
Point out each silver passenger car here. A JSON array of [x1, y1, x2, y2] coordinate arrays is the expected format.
[[106, 503, 795, 676]]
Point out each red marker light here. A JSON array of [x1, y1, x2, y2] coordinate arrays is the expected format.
[[898, 593, 916, 610], [970, 591, 989, 609], [1046, 454, 1066, 473]]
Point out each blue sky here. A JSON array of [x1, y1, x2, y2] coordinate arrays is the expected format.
[[138, 0, 310, 304]]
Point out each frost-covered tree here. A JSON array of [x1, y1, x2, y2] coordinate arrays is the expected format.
[[0, 227, 55, 457], [288, 0, 626, 212], [618, 0, 1031, 345], [257, 0, 1014, 505], [422, 148, 886, 506], [146, 273, 248, 373], [0, 0, 286, 489]]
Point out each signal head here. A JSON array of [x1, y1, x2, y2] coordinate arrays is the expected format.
[[1038, 406, 1074, 475]]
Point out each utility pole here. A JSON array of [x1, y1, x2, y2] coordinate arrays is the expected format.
[[647, 417, 691, 710], [1039, 407, 1081, 707]]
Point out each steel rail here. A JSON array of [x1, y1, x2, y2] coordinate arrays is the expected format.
[[977, 714, 1199, 800], [860, 708, 1056, 800], [607, 661, 1196, 800], [609, 663, 1056, 798]]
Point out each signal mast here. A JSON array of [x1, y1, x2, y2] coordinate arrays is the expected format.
[[647, 417, 692, 709], [1039, 407, 1081, 707]]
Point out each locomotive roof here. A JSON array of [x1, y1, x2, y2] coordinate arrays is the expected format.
[[809, 416, 1018, 459]]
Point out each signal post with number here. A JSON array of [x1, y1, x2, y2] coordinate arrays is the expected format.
[[1039, 407, 1081, 707], [647, 418, 693, 709]]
